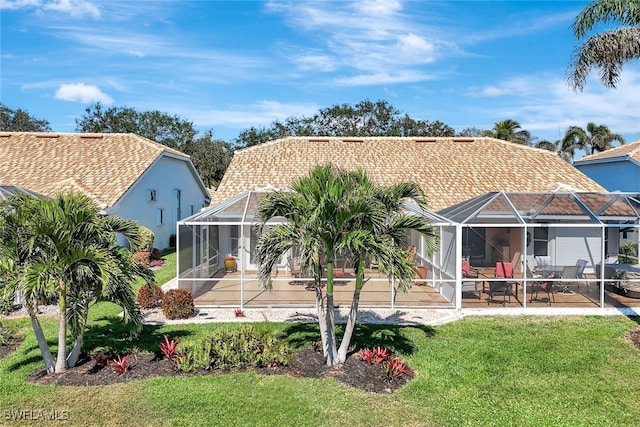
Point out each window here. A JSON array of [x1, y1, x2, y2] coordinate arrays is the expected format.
[[148, 189, 157, 202], [533, 226, 548, 256], [156, 208, 165, 226]]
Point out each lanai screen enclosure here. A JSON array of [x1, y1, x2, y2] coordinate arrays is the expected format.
[[177, 191, 640, 310]]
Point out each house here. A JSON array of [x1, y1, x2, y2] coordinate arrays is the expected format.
[[0, 132, 210, 249], [574, 140, 640, 192], [178, 137, 640, 310], [211, 136, 605, 208]]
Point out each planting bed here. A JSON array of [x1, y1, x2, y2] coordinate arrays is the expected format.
[[24, 348, 413, 393]]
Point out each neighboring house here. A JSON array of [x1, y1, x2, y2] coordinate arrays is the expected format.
[[176, 136, 640, 311], [574, 140, 640, 192], [0, 132, 210, 249]]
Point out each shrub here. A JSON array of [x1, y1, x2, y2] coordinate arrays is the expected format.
[[108, 355, 129, 374], [177, 325, 291, 371], [137, 284, 164, 309], [138, 226, 155, 251], [234, 308, 246, 317], [383, 357, 411, 381], [90, 352, 110, 367], [162, 289, 194, 319], [358, 346, 389, 365], [159, 334, 180, 360], [131, 251, 150, 267], [150, 247, 162, 261]]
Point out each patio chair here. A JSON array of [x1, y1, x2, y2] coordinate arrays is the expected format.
[[461, 260, 480, 298], [527, 265, 555, 305], [487, 262, 514, 306], [575, 259, 588, 290], [557, 265, 580, 294], [287, 256, 302, 284], [534, 256, 552, 272]]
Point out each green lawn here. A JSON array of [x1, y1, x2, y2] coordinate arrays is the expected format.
[[2, 303, 640, 426]]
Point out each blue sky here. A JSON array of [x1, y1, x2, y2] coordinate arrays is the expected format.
[[1, 0, 639, 146]]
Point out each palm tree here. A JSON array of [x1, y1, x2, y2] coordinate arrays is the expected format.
[[254, 164, 438, 366], [567, 0, 640, 91], [561, 122, 626, 160], [0, 192, 152, 373], [483, 119, 532, 145]]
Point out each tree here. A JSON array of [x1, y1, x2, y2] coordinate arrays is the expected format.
[[483, 119, 533, 145], [184, 131, 233, 188], [561, 122, 626, 160], [567, 0, 640, 90], [254, 164, 438, 366], [534, 139, 559, 152], [75, 103, 196, 149], [235, 100, 455, 147], [457, 127, 486, 137], [75, 103, 232, 189], [0, 192, 153, 374], [0, 103, 51, 132]]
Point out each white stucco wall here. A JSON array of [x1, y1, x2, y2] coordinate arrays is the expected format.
[[108, 155, 209, 249]]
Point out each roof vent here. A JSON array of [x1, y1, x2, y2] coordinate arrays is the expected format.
[[415, 139, 437, 143], [343, 139, 364, 143], [453, 137, 474, 143], [36, 134, 60, 138], [309, 139, 330, 143], [80, 134, 104, 139]]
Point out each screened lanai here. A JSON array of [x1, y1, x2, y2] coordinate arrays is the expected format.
[[176, 190, 640, 310], [438, 191, 640, 309], [176, 190, 456, 309]]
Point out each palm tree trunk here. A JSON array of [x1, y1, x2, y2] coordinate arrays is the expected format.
[[314, 276, 328, 355], [26, 301, 55, 374], [338, 259, 366, 363], [323, 262, 338, 366], [67, 334, 83, 368], [54, 284, 67, 373], [324, 293, 338, 366]]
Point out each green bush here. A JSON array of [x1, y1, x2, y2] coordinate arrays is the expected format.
[[137, 284, 164, 309], [161, 289, 194, 319], [138, 226, 155, 251], [176, 325, 291, 372]]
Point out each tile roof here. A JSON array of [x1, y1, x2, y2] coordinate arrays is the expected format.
[[575, 140, 640, 163], [0, 132, 191, 208], [212, 136, 605, 211]]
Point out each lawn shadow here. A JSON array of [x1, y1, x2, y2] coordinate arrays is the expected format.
[[282, 318, 435, 358], [83, 316, 196, 354]]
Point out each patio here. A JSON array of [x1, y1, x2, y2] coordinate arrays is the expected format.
[[177, 190, 640, 311]]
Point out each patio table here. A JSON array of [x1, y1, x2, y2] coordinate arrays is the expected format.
[[533, 266, 564, 276]]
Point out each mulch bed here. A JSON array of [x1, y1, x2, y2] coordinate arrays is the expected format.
[[22, 348, 413, 393], [625, 327, 640, 349]]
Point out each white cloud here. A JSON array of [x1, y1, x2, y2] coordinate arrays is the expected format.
[[466, 77, 539, 97], [189, 101, 320, 128], [464, 69, 640, 142], [0, 0, 40, 10], [269, 0, 447, 78], [334, 70, 434, 86], [43, 0, 100, 19], [54, 83, 113, 104], [1, 0, 100, 18]]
